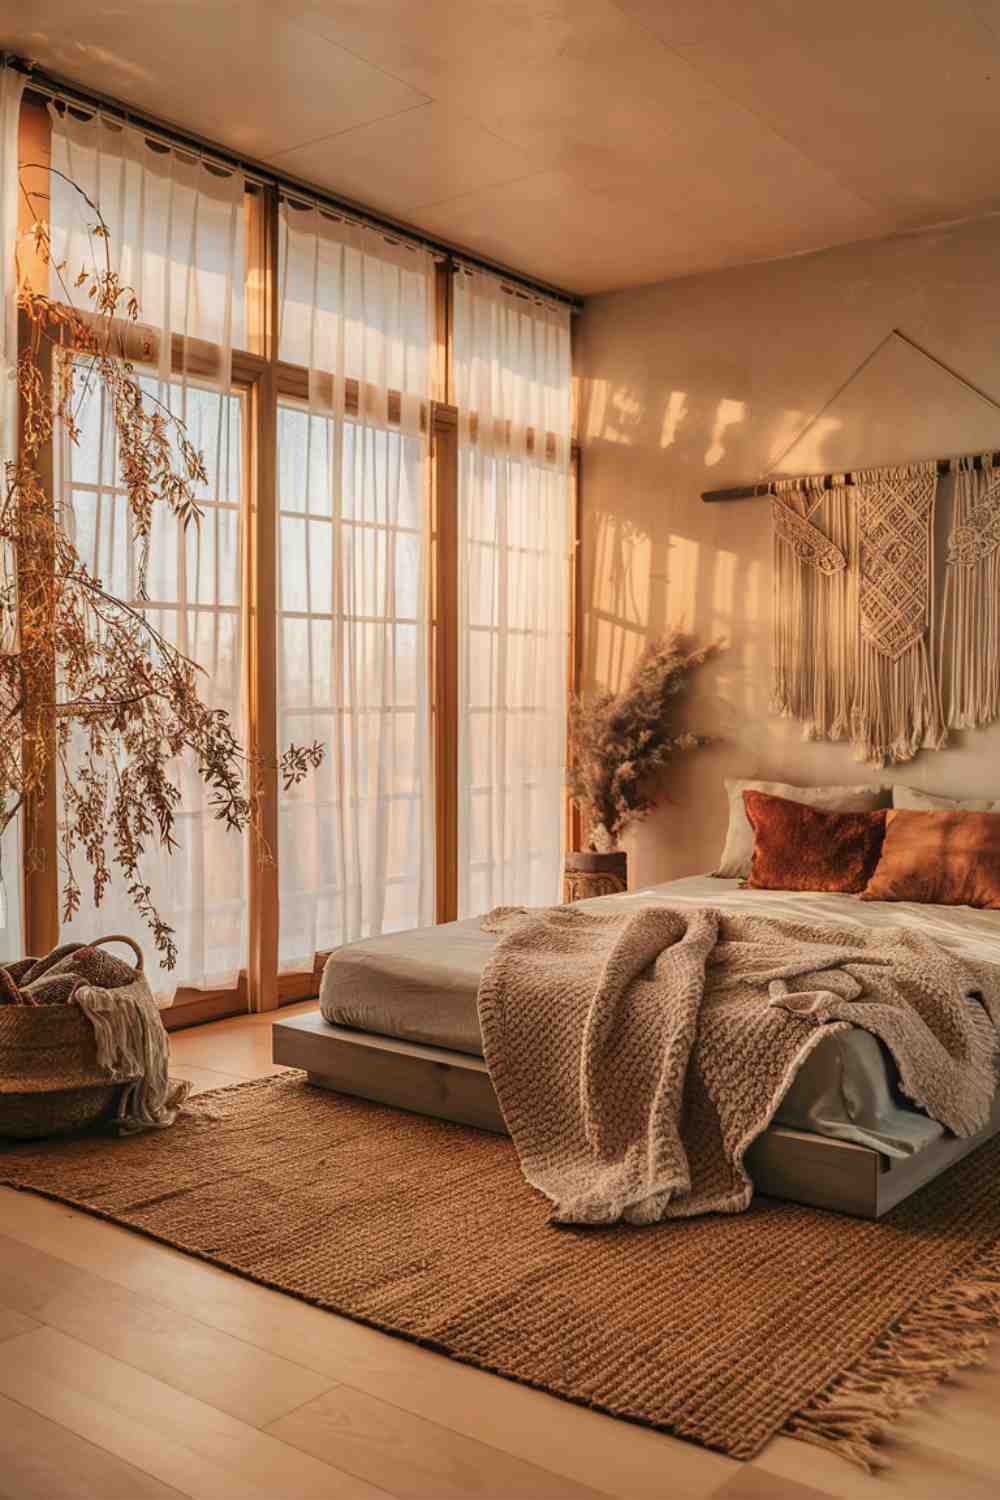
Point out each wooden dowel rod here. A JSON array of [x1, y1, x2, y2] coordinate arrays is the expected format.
[[702, 450, 1000, 502]]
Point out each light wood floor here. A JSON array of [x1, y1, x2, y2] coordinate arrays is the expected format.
[[1, 1003, 998, 1500]]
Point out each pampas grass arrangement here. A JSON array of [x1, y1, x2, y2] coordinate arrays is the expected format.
[[569, 633, 715, 852]]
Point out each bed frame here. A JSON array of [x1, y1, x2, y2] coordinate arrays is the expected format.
[[273, 1012, 1000, 1221]]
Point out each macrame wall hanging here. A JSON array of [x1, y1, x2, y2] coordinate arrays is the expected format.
[[772, 463, 946, 766], [760, 329, 1000, 767], [942, 455, 1000, 731]]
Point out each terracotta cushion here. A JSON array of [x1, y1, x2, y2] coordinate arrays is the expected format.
[[743, 790, 887, 895], [713, 777, 887, 879], [862, 809, 1000, 909]]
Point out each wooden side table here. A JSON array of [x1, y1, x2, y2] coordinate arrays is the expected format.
[[563, 850, 627, 903]]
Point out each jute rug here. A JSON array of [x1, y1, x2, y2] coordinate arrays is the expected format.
[[3, 1072, 999, 1469]]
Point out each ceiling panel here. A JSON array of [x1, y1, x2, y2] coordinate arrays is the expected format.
[[290, 1, 602, 98], [671, 0, 1000, 225], [269, 101, 535, 216], [5, 0, 1000, 294], [12, 1, 428, 157]]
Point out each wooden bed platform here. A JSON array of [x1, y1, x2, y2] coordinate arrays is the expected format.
[[273, 1012, 1000, 1221]]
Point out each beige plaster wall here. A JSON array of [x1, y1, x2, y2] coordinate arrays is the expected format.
[[576, 215, 1000, 888]]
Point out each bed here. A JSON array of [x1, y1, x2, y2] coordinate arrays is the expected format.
[[273, 876, 1000, 1218]]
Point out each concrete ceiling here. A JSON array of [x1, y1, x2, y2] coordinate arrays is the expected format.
[[5, 0, 1000, 295]]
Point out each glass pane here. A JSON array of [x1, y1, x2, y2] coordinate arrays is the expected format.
[[58, 372, 248, 996], [277, 400, 431, 966]]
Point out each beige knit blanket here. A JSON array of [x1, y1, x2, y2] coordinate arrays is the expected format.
[[478, 905, 999, 1225]]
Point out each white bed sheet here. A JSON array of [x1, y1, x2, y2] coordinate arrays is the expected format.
[[320, 877, 1000, 1160], [635, 876, 1000, 966]]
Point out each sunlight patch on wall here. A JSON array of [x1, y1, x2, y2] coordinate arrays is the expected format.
[[770, 415, 843, 475], [593, 615, 648, 691], [589, 510, 651, 691], [764, 407, 844, 477], [604, 385, 642, 446], [711, 547, 738, 641], [659, 390, 688, 449], [743, 557, 762, 635], [592, 512, 652, 628], [583, 378, 609, 441], [704, 398, 746, 467], [662, 532, 700, 632], [581, 379, 645, 446]]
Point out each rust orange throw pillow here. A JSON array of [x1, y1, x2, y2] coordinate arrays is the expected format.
[[862, 809, 1000, 909], [743, 790, 887, 894]]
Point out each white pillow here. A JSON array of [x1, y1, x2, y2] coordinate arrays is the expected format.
[[713, 778, 888, 879], [892, 785, 1000, 813]]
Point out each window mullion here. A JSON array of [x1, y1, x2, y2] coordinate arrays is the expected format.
[[246, 184, 281, 1012]]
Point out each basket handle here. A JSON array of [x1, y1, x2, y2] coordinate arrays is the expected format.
[[90, 934, 145, 973]]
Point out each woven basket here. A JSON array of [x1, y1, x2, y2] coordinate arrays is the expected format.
[[0, 934, 152, 1141]]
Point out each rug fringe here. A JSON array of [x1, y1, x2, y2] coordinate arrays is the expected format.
[[784, 1252, 1000, 1471]]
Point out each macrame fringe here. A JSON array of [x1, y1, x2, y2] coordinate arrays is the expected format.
[[771, 479, 856, 743], [772, 463, 949, 766], [942, 456, 1000, 731], [851, 634, 946, 767], [784, 1247, 1000, 1471]]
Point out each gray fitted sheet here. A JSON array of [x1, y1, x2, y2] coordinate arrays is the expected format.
[[320, 878, 1000, 1159]]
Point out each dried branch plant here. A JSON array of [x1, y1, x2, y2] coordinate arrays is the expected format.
[[568, 633, 716, 852], [7, 165, 322, 967]]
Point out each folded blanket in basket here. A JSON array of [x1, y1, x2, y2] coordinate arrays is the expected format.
[[0, 939, 188, 1132]]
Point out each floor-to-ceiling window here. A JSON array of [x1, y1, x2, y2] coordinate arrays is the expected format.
[[453, 265, 573, 915], [59, 375, 247, 996], [9, 73, 576, 1018]]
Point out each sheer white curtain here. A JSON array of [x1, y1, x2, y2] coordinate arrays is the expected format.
[[277, 199, 435, 968], [49, 106, 247, 996], [0, 62, 24, 958], [0, 63, 22, 423], [453, 266, 572, 915]]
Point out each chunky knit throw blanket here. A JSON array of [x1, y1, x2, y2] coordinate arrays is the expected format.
[[478, 905, 999, 1225]]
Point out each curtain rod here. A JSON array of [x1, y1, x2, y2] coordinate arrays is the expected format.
[[7, 54, 582, 312], [702, 450, 1000, 502]]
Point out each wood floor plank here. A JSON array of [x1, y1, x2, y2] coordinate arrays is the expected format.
[[0, 1189, 736, 1500], [710, 1467, 839, 1498], [897, 1353, 1000, 1474], [167, 1024, 290, 1079], [0, 1388, 189, 1500], [242, 1000, 319, 1025], [0, 1303, 38, 1341], [168, 1063, 248, 1095], [0, 1326, 391, 1500], [0, 1231, 336, 1427], [754, 1433, 1000, 1500], [268, 1381, 611, 1499]]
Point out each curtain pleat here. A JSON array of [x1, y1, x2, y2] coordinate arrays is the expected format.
[[49, 106, 247, 997], [0, 63, 25, 958], [452, 268, 572, 915], [276, 200, 435, 968]]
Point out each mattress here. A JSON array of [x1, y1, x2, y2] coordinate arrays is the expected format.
[[320, 876, 1000, 1159]]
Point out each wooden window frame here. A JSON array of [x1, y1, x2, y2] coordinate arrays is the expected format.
[[13, 94, 580, 1026]]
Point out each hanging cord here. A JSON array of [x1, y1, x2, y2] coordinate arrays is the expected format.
[[759, 332, 898, 483], [759, 329, 1000, 486]]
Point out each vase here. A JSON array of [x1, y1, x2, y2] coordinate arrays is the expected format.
[[563, 849, 628, 903]]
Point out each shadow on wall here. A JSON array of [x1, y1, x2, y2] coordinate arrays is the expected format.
[[578, 367, 822, 716], [574, 372, 873, 887], [576, 339, 879, 693]]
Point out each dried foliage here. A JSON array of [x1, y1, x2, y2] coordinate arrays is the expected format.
[[7, 166, 322, 968], [568, 633, 715, 852]]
